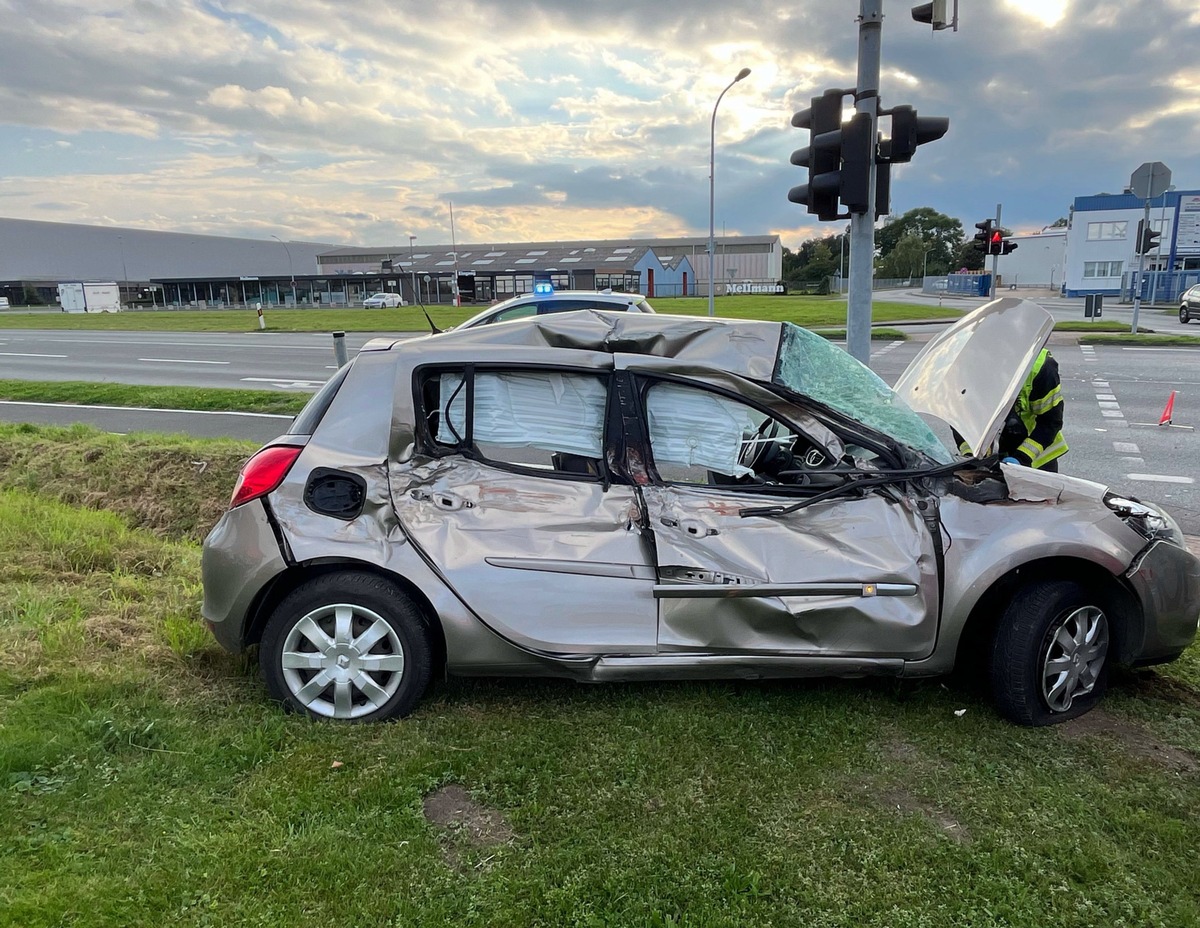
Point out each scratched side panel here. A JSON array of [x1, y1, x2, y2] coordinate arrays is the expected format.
[[642, 486, 940, 659]]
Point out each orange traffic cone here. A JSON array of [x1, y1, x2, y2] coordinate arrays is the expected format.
[[1159, 391, 1177, 426]]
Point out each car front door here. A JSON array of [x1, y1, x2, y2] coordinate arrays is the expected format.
[[391, 363, 657, 655], [633, 375, 941, 660]]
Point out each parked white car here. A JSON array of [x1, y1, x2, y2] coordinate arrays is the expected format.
[[363, 292, 405, 308]]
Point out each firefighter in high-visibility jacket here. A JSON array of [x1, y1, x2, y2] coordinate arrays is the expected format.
[[959, 348, 1069, 471]]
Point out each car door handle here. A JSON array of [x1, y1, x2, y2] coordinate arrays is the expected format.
[[410, 488, 473, 511], [661, 516, 718, 537]]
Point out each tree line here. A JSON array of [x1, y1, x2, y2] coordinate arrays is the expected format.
[[782, 207, 998, 286]]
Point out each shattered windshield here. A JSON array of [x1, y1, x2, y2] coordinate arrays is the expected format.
[[774, 324, 952, 464]]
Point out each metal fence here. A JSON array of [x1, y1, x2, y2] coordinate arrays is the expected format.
[[1120, 269, 1200, 305]]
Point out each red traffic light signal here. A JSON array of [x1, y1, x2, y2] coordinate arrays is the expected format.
[[989, 230, 1003, 254]]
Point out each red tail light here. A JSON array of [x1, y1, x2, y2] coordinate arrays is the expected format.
[[229, 445, 304, 509]]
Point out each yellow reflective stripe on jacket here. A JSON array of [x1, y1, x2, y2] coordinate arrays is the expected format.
[[1017, 437, 1043, 461], [1028, 383, 1063, 416], [1030, 433, 1068, 469]]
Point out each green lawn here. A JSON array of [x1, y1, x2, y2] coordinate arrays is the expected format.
[[0, 297, 959, 333], [2, 424, 1200, 926]]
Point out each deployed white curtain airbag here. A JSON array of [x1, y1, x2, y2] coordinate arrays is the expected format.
[[438, 371, 605, 457], [646, 382, 758, 477]]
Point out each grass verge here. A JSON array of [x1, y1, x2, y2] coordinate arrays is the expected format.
[[1079, 333, 1200, 347], [0, 380, 309, 415], [0, 297, 959, 333], [3, 425, 1200, 926]]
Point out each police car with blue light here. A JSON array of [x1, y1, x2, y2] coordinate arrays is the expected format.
[[454, 284, 655, 329]]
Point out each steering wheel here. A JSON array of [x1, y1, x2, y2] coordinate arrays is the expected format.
[[739, 417, 781, 472]]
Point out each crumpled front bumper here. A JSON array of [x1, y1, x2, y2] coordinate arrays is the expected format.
[[1126, 539, 1200, 664]]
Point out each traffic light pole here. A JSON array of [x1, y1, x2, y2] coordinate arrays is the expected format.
[[1131, 198, 1152, 334], [847, 0, 882, 365], [989, 203, 1001, 298]]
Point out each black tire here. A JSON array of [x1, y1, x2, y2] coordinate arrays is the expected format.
[[260, 571, 433, 722], [1181, 305, 1191, 324], [989, 580, 1110, 726]]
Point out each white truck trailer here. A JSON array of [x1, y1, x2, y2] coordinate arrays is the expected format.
[[58, 281, 122, 313]]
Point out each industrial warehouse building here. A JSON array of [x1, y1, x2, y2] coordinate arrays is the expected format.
[[0, 217, 783, 308]]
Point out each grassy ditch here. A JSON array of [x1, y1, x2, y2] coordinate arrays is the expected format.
[[0, 380, 308, 415], [0, 297, 958, 333], [2, 424, 1200, 926], [0, 423, 256, 542]]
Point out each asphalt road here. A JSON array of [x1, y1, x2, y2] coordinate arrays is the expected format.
[[0, 329, 401, 390], [2, 322, 1198, 533]]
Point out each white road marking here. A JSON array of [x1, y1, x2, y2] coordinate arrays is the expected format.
[[1095, 393, 1117, 401], [1092, 380, 1109, 388], [0, 351, 68, 358], [1120, 457, 1145, 466], [1126, 473, 1195, 484], [0, 400, 291, 418], [241, 377, 326, 389], [1113, 441, 1140, 454], [1098, 401, 1120, 409], [1100, 409, 1125, 418], [138, 357, 230, 365]]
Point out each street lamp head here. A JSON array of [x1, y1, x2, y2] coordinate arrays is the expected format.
[[735, 67, 751, 82]]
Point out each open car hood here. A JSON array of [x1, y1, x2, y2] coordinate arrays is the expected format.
[[892, 297, 1055, 457]]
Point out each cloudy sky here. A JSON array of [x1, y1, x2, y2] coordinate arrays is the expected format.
[[1, 0, 1196, 249]]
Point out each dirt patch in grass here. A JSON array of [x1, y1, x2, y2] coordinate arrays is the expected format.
[[1057, 707, 1199, 773], [423, 784, 514, 870], [423, 784, 514, 845], [1123, 670, 1200, 712]]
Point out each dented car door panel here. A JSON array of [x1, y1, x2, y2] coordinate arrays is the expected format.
[[392, 457, 657, 654], [642, 485, 940, 660]]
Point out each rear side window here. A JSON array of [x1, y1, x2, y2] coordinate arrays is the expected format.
[[420, 368, 607, 477], [287, 363, 352, 435]]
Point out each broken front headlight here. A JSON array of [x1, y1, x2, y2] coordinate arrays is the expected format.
[[1105, 494, 1187, 548]]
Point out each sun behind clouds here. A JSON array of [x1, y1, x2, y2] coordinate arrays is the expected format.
[[1004, 0, 1068, 27]]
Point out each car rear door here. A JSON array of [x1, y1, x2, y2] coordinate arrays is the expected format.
[[391, 355, 658, 655]]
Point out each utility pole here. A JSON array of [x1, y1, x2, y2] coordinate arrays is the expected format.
[[846, 0, 882, 365]]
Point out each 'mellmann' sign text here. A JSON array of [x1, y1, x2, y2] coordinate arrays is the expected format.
[[725, 280, 787, 295]]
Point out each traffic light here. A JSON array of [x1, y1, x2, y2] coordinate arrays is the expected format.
[[912, 0, 950, 29], [988, 230, 1003, 255], [1136, 219, 1161, 254], [789, 89, 851, 221], [838, 112, 874, 215], [1001, 239, 1018, 256], [972, 220, 993, 252], [882, 105, 950, 164]]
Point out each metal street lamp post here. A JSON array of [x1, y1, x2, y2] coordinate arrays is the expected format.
[[708, 66, 750, 316], [409, 235, 419, 305], [270, 234, 295, 306]]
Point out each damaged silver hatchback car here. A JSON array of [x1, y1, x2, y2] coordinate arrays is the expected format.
[[201, 298, 1200, 726]]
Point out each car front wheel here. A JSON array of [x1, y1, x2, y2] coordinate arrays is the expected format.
[[260, 571, 433, 722], [1182, 305, 1192, 324], [989, 580, 1110, 726]]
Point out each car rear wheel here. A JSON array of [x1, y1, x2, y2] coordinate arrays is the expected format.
[[260, 571, 433, 722], [1182, 305, 1192, 324], [989, 580, 1110, 726]]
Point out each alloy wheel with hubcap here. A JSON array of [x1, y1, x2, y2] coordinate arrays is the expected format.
[[280, 603, 406, 719], [1039, 605, 1108, 713], [261, 571, 433, 722], [990, 580, 1112, 726]]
